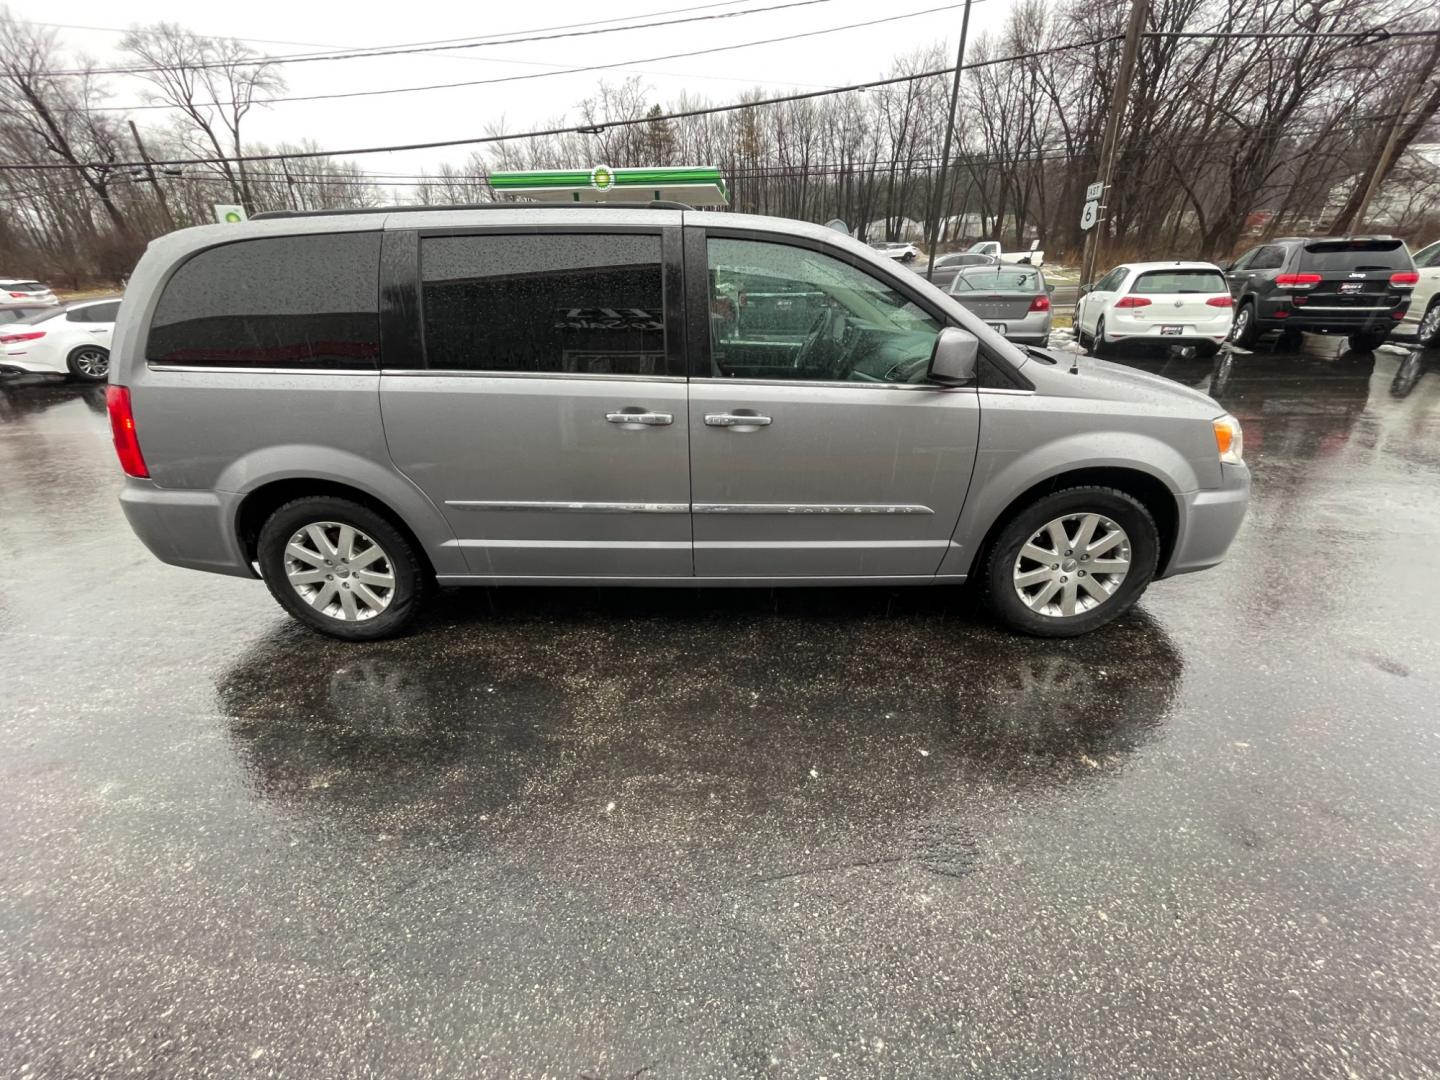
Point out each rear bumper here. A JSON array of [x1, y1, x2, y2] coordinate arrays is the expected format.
[[1255, 297, 1407, 331], [1163, 464, 1250, 577], [0, 352, 64, 375], [1106, 313, 1231, 342], [118, 478, 254, 579]]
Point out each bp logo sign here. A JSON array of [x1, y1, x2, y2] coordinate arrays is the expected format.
[[590, 165, 615, 192]]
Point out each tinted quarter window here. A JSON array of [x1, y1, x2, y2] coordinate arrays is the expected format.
[[67, 301, 120, 323], [1249, 246, 1286, 271], [146, 233, 381, 369], [421, 233, 669, 375]]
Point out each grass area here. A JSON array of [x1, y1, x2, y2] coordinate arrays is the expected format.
[[56, 288, 122, 302]]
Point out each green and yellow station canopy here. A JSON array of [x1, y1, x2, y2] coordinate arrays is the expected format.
[[489, 165, 728, 205]]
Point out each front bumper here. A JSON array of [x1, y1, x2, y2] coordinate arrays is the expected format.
[[118, 478, 254, 579], [1163, 464, 1250, 577]]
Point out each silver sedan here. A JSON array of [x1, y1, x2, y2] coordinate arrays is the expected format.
[[948, 266, 1052, 345]]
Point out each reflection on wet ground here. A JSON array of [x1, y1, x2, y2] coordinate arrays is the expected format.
[[3, 346, 1440, 1077]]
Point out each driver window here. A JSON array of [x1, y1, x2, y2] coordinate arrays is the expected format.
[[705, 237, 943, 384]]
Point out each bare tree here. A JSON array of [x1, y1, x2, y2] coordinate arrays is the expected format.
[[120, 24, 284, 213]]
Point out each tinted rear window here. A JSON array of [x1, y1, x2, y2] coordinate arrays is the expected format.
[[5, 282, 46, 293], [147, 233, 381, 368], [1130, 269, 1227, 294], [952, 268, 1043, 292], [420, 233, 669, 375], [1300, 240, 1409, 272]]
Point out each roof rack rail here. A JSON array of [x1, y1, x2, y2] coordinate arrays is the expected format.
[[250, 200, 694, 220]]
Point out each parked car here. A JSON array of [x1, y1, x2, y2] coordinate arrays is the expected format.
[[0, 279, 58, 307], [0, 297, 121, 381], [872, 240, 919, 262], [1400, 238, 1440, 347], [948, 265, 1052, 345], [926, 251, 1000, 289], [1224, 236, 1416, 351], [109, 205, 1248, 641], [968, 240, 1045, 268], [1075, 262, 1233, 357]]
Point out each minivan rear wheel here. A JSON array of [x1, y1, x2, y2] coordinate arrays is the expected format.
[[257, 497, 426, 640], [981, 487, 1159, 638]]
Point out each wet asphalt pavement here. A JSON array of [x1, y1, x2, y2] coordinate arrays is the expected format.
[[3, 339, 1440, 1078]]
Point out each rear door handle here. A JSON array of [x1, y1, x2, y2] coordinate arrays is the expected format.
[[605, 411, 673, 426], [705, 413, 772, 427]]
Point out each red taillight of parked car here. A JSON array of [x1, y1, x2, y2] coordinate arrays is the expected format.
[[1114, 296, 1151, 308], [8, 292, 31, 299], [1390, 271, 1419, 287], [0, 330, 46, 344], [1275, 273, 1322, 289], [1205, 296, 1234, 307], [1029, 294, 1051, 313], [106, 385, 149, 479]]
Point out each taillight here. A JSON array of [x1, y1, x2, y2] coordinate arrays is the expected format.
[[1205, 296, 1233, 307], [1029, 294, 1051, 312], [0, 330, 45, 344], [1275, 273, 1322, 289], [1114, 296, 1151, 309], [1390, 271, 1418, 287], [8, 292, 29, 299], [106, 385, 149, 478]]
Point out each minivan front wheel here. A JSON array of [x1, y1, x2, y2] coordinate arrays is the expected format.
[[257, 497, 426, 640], [982, 487, 1159, 637]]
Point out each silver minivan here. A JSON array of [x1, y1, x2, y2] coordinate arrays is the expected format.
[[108, 204, 1249, 640]]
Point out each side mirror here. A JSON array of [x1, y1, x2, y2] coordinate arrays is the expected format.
[[928, 327, 980, 385], [1046, 283, 1056, 295], [1079, 283, 1093, 295]]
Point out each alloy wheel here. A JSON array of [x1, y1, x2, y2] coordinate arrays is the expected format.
[[73, 348, 108, 379], [284, 521, 395, 621], [1420, 303, 1440, 345], [1012, 513, 1132, 618]]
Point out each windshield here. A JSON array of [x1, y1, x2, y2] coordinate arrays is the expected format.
[[1130, 269, 1227, 294], [951, 268, 1044, 293]]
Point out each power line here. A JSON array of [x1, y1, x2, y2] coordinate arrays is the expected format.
[[0, 32, 1125, 172], [38, 0, 848, 77], [17, 0, 759, 54], [77, 1, 976, 113]]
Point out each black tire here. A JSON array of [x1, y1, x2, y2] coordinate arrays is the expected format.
[[1091, 318, 1114, 357], [1230, 302, 1259, 348], [1418, 300, 1440, 348], [66, 345, 110, 382], [981, 486, 1160, 638], [257, 496, 427, 641], [1347, 330, 1388, 353]]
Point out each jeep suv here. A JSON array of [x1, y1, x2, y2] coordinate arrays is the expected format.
[[1224, 236, 1417, 351], [108, 203, 1249, 641]]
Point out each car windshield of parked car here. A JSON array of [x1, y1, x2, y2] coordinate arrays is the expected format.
[[951, 268, 1043, 293], [1129, 269, 1228, 294]]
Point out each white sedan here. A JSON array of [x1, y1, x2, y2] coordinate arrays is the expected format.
[[1400, 239, 1439, 346], [0, 278, 58, 307], [1075, 261, 1233, 357], [0, 297, 121, 382]]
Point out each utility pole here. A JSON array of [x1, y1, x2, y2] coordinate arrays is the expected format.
[[281, 159, 304, 212], [924, 0, 974, 284], [128, 120, 175, 232], [1079, 0, 1148, 288]]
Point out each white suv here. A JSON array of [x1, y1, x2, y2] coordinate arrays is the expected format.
[[1075, 262, 1233, 357]]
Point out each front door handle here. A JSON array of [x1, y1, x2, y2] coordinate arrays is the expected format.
[[606, 411, 673, 426], [705, 413, 772, 428]]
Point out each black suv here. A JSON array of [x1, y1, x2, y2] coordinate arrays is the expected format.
[[1224, 236, 1418, 351]]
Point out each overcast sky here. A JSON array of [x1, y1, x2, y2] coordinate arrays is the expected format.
[[33, 0, 1011, 178]]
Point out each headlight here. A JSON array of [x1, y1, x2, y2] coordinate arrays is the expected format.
[[1213, 414, 1243, 464]]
